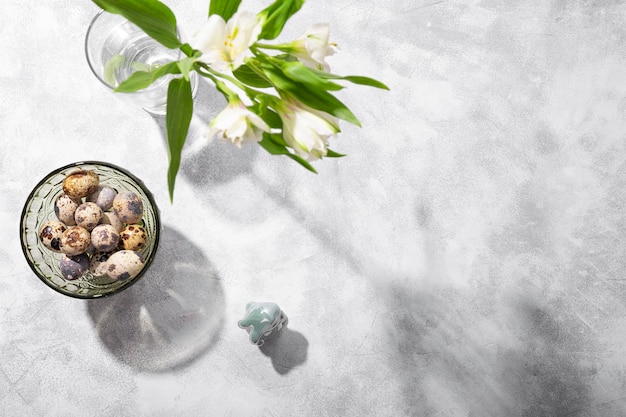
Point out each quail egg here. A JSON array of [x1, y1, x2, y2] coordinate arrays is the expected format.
[[119, 224, 147, 251], [91, 224, 120, 252], [63, 169, 99, 200], [54, 194, 81, 226], [39, 220, 67, 253], [86, 185, 117, 211], [113, 191, 143, 224], [89, 251, 113, 276], [103, 250, 145, 281], [100, 211, 124, 233], [59, 226, 91, 256], [74, 202, 103, 231], [60, 254, 89, 280]]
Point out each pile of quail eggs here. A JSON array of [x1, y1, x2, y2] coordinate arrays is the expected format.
[[38, 169, 148, 282]]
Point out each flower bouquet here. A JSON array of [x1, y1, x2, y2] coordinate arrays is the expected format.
[[91, 0, 388, 200]]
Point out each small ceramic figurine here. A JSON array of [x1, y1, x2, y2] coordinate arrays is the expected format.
[[238, 302, 288, 346]]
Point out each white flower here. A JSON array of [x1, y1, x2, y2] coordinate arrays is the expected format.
[[277, 97, 340, 160], [290, 23, 336, 72], [191, 11, 262, 72], [208, 99, 270, 148]]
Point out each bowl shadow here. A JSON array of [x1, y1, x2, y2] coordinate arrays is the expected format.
[[86, 225, 225, 372]]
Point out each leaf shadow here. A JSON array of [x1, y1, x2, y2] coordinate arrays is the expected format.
[[383, 281, 595, 416]]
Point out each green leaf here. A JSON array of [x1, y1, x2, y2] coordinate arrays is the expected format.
[[208, 0, 242, 20], [286, 153, 317, 173], [312, 69, 390, 90], [258, 0, 305, 40], [340, 76, 389, 90], [176, 56, 198, 81], [281, 61, 343, 91], [262, 63, 361, 126], [255, 95, 283, 129], [233, 64, 272, 88], [326, 149, 346, 158], [259, 108, 283, 130], [259, 133, 289, 155], [103, 55, 124, 85], [92, 0, 181, 49], [259, 133, 318, 173], [114, 62, 181, 92], [166, 78, 194, 202], [130, 62, 153, 72]]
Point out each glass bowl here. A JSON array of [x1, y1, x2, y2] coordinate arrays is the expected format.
[[19, 161, 161, 299]]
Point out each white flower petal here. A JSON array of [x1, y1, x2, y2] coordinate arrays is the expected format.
[[227, 12, 262, 51], [277, 97, 339, 159], [207, 101, 268, 147], [246, 112, 270, 132], [211, 106, 239, 129], [242, 125, 262, 145], [291, 23, 335, 71], [197, 49, 230, 72], [191, 14, 226, 53], [297, 110, 337, 136], [307, 23, 330, 40], [227, 117, 249, 139], [192, 11, 261, 72]]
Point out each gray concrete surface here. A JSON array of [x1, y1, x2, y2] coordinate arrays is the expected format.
[[2, 0, 626, 415]]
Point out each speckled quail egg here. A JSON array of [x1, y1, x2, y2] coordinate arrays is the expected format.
[[113, 191, 143, 224], [62, 170, 99, 200], [103, 250, 145, 281], [99, 212, 124, 233], [86, 185, 116, 211], [74, 202, 103, 231], [119, 224, 147, 251], [89, 251, 113, 276], [54, 194, 81, 226], [39, 220, 67, 253], [91, 224, 120, 252], [59, 226, 91, 256], [59, 253, 89, 280]]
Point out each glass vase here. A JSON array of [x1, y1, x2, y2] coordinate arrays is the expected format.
[[85, 10, 197, 115]]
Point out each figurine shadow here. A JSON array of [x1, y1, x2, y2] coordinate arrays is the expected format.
[[148, 76, 260, 187], [86, 225, 225, 373], [259, 328, 309, 375]]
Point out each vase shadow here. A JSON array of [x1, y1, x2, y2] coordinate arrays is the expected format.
[[258, 328, 309, 375], [182, 133, 260, 186], [86, 225, 225, 372], [148, 76, 260, 187]]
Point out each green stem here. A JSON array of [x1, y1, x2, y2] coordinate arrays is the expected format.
[[255, 43, 290, 51], [194, 64, 219, 83], [195, 62, 268, 102], [246, 59, 271, 81], [250, 47, 286, 71], [194, 64, 239, 101], [180, 43, 196, 57]]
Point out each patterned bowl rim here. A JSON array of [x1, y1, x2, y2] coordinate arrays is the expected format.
[[19, 160, 161, 299]]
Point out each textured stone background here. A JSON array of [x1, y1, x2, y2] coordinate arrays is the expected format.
[[2, 0, 626, 415]]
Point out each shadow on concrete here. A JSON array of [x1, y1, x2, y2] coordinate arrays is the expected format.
[[383, 283, 595, 416], [259, 328, 309, 375], [181, 134, 260, 186], [148, 76, 259, 188], [86, 225, 225, 372]]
